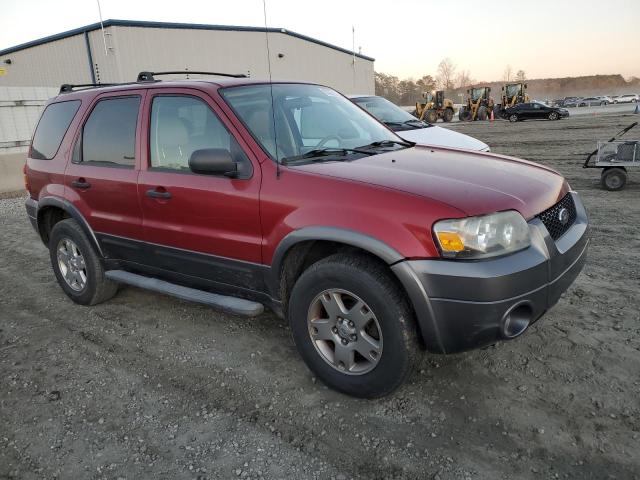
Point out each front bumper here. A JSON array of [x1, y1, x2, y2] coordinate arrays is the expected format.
[[392, 191, 588, 354]]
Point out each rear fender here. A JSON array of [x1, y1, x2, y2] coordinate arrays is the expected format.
[[36, 196, 103, 257]]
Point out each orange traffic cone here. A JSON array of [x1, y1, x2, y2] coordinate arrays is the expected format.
[[490, 110, 494, 122]]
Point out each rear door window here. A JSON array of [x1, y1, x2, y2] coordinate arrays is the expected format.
[[77, 96, 141, 167], [30, 100, 81, 160]]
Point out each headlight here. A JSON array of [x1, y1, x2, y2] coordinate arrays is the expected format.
[[433, 210, 530, 259]]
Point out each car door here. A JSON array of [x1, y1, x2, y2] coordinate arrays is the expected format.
[[515, 103, 531, 119], [533, 103, 548, 118], [64, 91, 146, 260], [137, 88, 264, 291]]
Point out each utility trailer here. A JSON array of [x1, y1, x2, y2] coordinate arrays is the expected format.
[[584, 122, 638, 191]]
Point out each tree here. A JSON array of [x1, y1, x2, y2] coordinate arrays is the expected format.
[[374, 72, 400, 104], [436, 58, 456, 91], [503, 65, 513, 82], [456, 70, 474, 88], [515, 70, 526, 82], [416, 75, 436, 94], [398, 78, 425, 106]]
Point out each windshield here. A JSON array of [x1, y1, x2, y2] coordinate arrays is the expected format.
[[220, 84, 403, 162], [471, 88, 486, 101], [505, 84, 522, 98], [351, 96, 418, 124]]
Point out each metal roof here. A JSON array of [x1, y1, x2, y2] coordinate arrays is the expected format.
[[0, 19, 375, 62]]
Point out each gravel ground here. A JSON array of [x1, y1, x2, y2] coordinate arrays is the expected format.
[[1, 113, 639, 480]]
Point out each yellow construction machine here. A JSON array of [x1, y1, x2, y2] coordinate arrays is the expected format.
[[414, 90, 455, 123], [494, 82, 529, 118], [458, 87, 494, 121]]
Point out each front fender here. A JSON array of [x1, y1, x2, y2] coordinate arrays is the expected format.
[[270, 226, 404, 288]]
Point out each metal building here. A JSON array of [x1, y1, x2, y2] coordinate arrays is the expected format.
[[0, 19, 375, 94]]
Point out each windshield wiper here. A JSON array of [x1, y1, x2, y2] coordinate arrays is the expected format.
[[357, 139, 415, 149], [281, 147, 374, 165], [404, 119, 433, 127]]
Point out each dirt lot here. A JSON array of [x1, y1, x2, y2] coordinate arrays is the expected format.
[[1, 113, 639, 480]]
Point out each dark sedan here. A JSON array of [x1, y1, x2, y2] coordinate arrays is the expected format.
[[504, 102, 570, 122]]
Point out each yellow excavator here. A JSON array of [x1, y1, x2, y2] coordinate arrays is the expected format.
[[414, 90, 455, 123], [494, 82, 529, 118], [458, 87, 494, 121]]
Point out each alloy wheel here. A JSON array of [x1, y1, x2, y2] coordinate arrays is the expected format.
[[57, 238, 87, 291], [307, 289, 383, 375]]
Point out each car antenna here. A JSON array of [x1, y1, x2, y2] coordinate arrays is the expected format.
[[263, 0, 280, 179]]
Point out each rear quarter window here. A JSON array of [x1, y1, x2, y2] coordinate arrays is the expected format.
[[30, 100, 81, 160]]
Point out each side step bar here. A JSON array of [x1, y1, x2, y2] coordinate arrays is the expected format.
[[105, 270, 264, 317]]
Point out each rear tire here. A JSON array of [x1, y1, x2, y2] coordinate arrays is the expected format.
[[288, 254, 417, 398], [49, 219, 118, 306], [477, 106, 488, 121], [600, 168, 627, 191], [442, 108, 454, 122]]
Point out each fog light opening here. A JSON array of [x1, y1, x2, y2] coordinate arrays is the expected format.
[[502, 303, 533, 339]]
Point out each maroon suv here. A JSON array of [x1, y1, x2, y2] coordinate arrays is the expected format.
[[24, 73, 589, 397]]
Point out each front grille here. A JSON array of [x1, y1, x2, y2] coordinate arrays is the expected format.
[[537, 193, 577, 240]]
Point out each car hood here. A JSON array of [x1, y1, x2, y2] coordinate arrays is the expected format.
[[395, 125, 490, 151], [294, 146, 568, 219]]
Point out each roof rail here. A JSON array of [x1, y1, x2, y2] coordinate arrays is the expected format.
[[59, 83, 118, 94], [137, 70, 248, 82]]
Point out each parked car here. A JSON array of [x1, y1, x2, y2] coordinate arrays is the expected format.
[[597, 96, 614, 104], [614, 94, 639, 103], [563, 97, 582, 108], [578, 97, 607, 107], [24, 75, 588, 398], [349, 94, 490, 151], [504, 102, 570, 122]]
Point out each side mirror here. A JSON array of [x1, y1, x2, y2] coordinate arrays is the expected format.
[[189, 148, 238, 177]]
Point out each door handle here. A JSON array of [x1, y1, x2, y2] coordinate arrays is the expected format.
[[71, 178, 91, 190], [146, 188, 172, 200]]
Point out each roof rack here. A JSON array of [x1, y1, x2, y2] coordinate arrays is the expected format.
[[59, 83, 118, 94], [137, 70, 248, 82]]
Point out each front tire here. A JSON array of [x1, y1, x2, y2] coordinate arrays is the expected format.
[[49, 219, 118, 305], [548, 111, 559, 120], [288, 254, 417, 398], [442, 107, 454, 122], [477, 106, 488, 121], [459, 108, 472, 121], [425, 109, 438, 123], [509, 113, 519, 122]]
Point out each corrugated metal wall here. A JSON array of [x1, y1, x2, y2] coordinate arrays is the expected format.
[[0, 26, 375, 95], [0, 35, 91, 87], [0, 86, 58, 154]]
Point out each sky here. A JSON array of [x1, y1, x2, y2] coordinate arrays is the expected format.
[[1, 0, 638, 82]]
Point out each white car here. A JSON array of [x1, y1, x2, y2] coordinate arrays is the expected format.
[[598, 96, 614, 104], [349, 95, 490, 152], [614, 94, 639, 104]]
